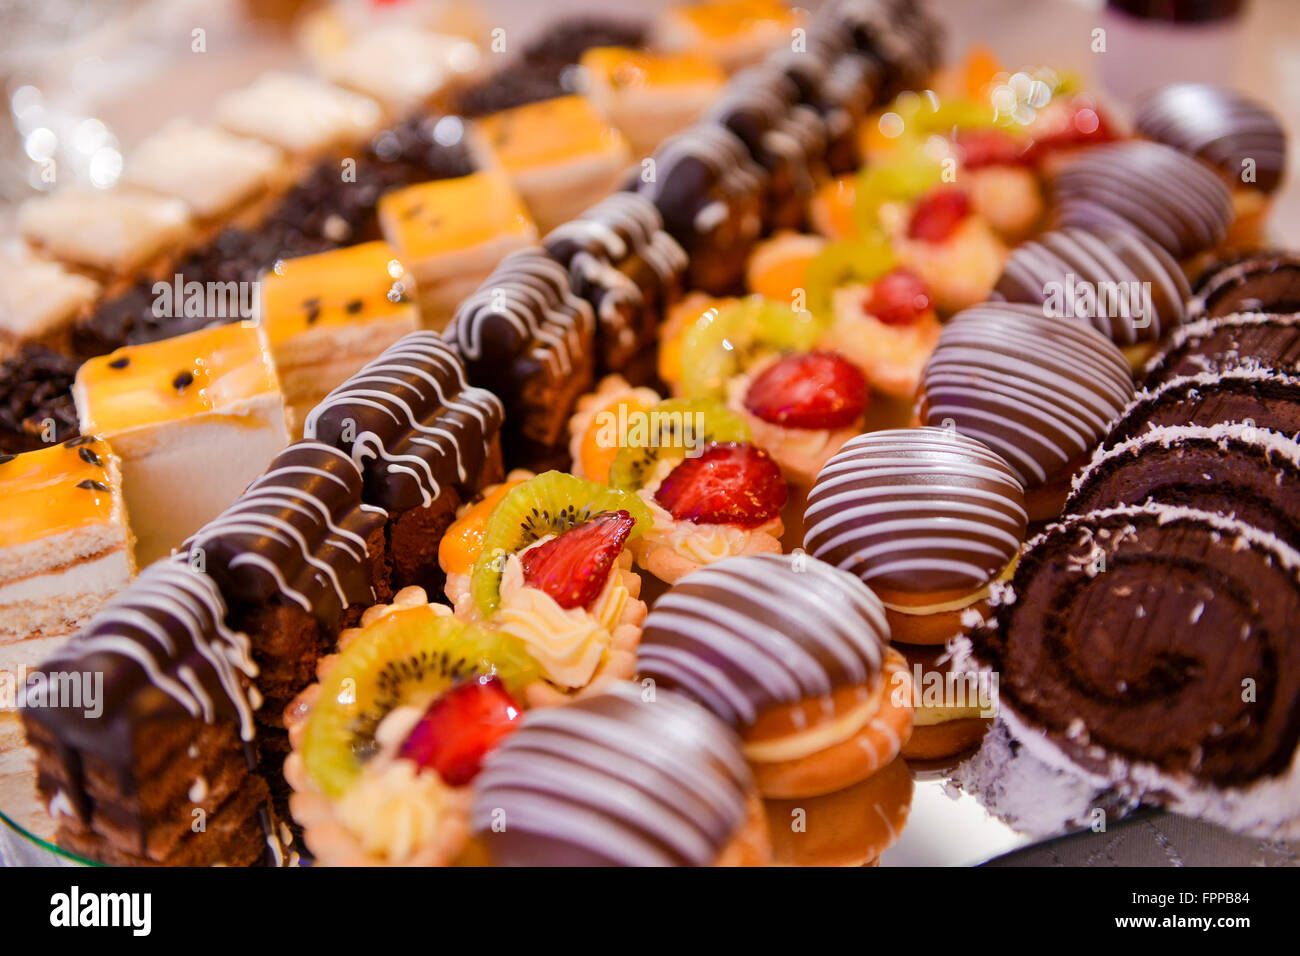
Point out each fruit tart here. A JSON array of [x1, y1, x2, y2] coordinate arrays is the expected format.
[[568, 376, 787, 583], [438, 470, 651, 706], [283, 588, 540, 866]]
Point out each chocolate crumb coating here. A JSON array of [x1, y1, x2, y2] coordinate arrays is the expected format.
[[1068, 423, 1300, 551], [449, 61, 569, 118], [1105, 369, 1300, 449], [970, 504, 1300, 794], [1191, 252, 1300, 319], [1051, 141, 1234, 259], [0, 344, 80, 453], [473, 682, 753, 866], [1142, 312, 1300, 385], [1134, 83, 1286, 194], [521, 15, 648, 65], [831, 0, 944, 99], [638, 553, 889, 728]]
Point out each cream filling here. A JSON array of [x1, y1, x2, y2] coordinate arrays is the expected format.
[[0, 548, 132, 606], [743, 690, 880, 764], [880, 558, 1018, 617], [335, 758, 452, 863], [638, 490, 760, 564], [913, 703, 988, 726]]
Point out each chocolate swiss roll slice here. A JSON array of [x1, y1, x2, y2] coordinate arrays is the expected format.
[[1190, 252, 1300, 319], [446, 249, 594, 470], [1142, 312, 1300, 385], [963, 503, 1300, 839], [472, 682, 768, 866], [1067, 423, 1300, 551], [1106, 369, 1300, 449], [184, 441, 388, 726], [22, 560, 282, 866], [1050, 141, 1234, 260], [543, 193, 687, 384]]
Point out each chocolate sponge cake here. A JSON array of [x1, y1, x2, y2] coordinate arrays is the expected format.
[[1106, 369, 1300, 449], [304, 332, 505, 595], [22, 560, 280, 866], [1190, 253, 1300, 319], [963, 503, 1300, 839], [1142, 312, 1300, 385]]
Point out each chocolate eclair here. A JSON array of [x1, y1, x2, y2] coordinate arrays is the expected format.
[[917, 302, 1134, 520], [1106, 369, 1300, 450], [1141, 311, 1300, 385], [992, 226, 1190, 365], [1050, 141, 1234, 259], [804, 428, 1027, 645], [471, 682, 769, 866], [1190, 252, 1300, 319], [1068, 423, 1300, 552], [961, 503, 1300, 839], [638, 552, 913, 799]]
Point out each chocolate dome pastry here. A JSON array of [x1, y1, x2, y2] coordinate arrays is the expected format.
[[1068, 423, 1300, 550], [962, 503, 1300, 840], [992, 226, 1190, 366], [1141, 311, 1300, 385], [1050, 141, 1234, 260], [637, 552, 913, 800], [804, 428, 1027, 645], [471, 683, 770, 866], [917, 302, 1134, 521], [1106, 369, 1300, 450], [1190, 252, 1300, 319]]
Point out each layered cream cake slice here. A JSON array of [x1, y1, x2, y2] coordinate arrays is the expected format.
[[0, 240, 99, 351], [377, 167, 536, 329], [318, 25, 483, 116], [215, 71, 382, 161], [73, 323, 289, 564], [473, 95, 633, 232], [655, 0, 800, 72], [0, 438, 135, 665], [257, 241, 421, 433]]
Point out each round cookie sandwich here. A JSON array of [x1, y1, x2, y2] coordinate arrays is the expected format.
[[804, 428, 1027, 646]]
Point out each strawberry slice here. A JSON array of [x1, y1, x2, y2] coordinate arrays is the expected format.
[[520, 510, 635, 610], [863, 268, 932, 326], [399, 676, 522, 786], [906, 188, 972, 243], [743, 352, 868, 430], [1025, 97, 1115, 160], [955, 129, 1030, 169], [655, 442, 788, 527]]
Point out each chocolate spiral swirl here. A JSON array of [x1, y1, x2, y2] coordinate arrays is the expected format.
[[1142, 312, 1300, 385], [1190, 253, 1300, 319]]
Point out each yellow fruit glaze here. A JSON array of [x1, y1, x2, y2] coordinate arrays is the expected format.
[[260, 240, 415, 346], [476, 96, 625, 172], [438, 480, 525, 577], [0, 439, 122, 548], [677, 0, 796, 39], [578, 393, 655, 484], [580, 47, 726, 89], [657, 293, 735, 387], [378, 170, 535, 260], [810, 176, 860, 240], [746, 232, 826, 304], [77, 323, 279, 435]]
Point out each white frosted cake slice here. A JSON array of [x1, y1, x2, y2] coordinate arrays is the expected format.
[[215, 71, 382, 157], [122, 120, 286, 220], [258, 240, 421, 435], [0, 241, 99, 347], [321, 26, 482, 114], [17, 189, 191, 276], [73, 323, 289, 564], [0, 438, 135, 672]]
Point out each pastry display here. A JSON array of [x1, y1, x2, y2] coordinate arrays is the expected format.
[[72, 323, 290, 564], [917, 302, 1134, 520], [1189, 252, 1300, 318], [804, 428, 1026, 645]]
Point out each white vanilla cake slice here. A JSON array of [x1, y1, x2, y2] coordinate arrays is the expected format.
[[0, 438, 135, 671], [215, 71, 382, 159], [0, 240, 99, 349], [73, 323, 290, 564]]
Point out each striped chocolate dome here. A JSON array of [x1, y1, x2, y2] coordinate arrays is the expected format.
[[919, 302, 1134, 486], [804, 428, 1027, 593], [1135, 83, 1286, 194], [1051, 141, 1233, 258], [472, 683, 752, 867], [993, 226, 1190, 346], [637, 553, 889, 728]]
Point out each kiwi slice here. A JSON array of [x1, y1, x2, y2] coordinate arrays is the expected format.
[[852, 146, 944, 237], [678, 296, 826, 401], [804, 238, 897, 319], [609, 398, 751, 491], [301, 606, 538, 798], [471, 471, 653, 618]]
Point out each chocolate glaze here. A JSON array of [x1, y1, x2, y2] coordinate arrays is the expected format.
[[1142, 312, 1300, 385], [1135, 83, 1286, 194], [473, 683, 752, 866], [993, 226, 1190, 346], [970, 504, 1300, 787], [805, 428, 1027, 594], [831, 0, 943, 98], [919, 302, 1134, 487], [1191, 253, 1300, 318], [304, 332, 504, 514], [521, 15, 648, 65], [185, 441, 386, 626], [638, 553, 889, 728], [1051, 141, 1234, 259]]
